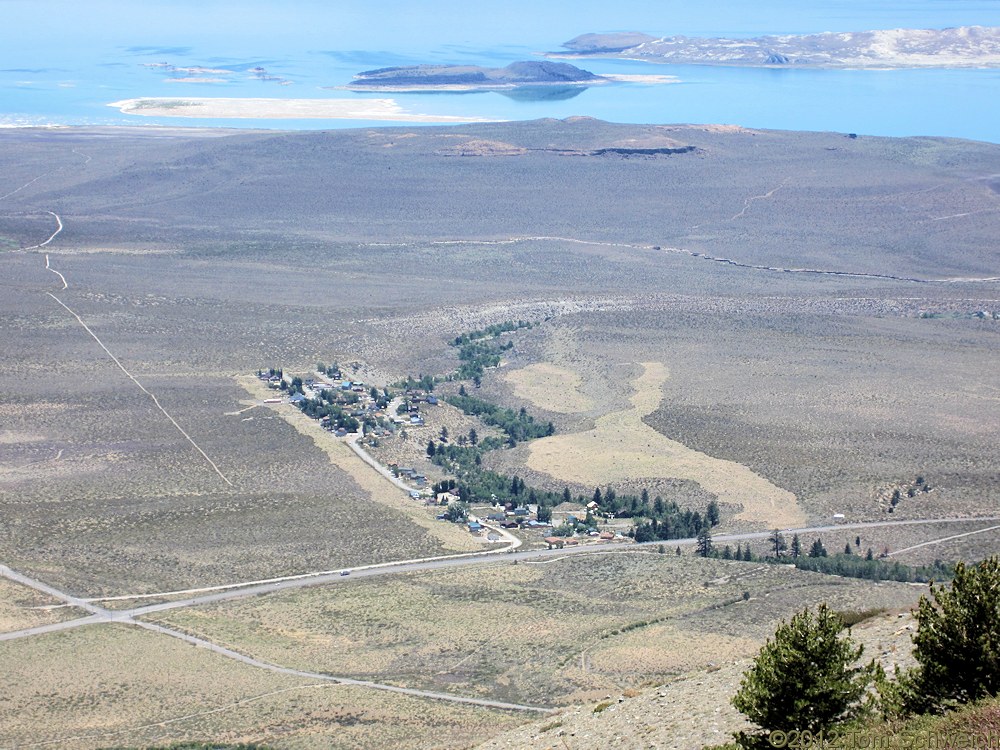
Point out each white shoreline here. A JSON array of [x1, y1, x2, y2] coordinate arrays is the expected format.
[[108, 97, 496, 123]]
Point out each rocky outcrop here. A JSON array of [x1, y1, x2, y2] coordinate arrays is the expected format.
[[561, 32, 658, 53]]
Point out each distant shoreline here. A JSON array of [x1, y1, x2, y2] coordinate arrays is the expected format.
[[107, 97, 494, 122], [552, 26, 1000, 69], [549, 51, 1000, 70]]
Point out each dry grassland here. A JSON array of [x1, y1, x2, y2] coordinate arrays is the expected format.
[[585, 621, 760, 677], [503, 363, 595, 414], [236, 375, 480, 554], [524, 362, 806, 529], [0, 577, 84, 633], [148, 552, 920, 710], [475, 610, 922, 750], [0, 624, 525, 749]]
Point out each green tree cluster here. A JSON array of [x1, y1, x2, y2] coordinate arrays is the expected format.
[[732, 556, 1000, 749], [792, 553, 950, 583], [900, 556, 1000, 713], [446, 394, 554, 443], [732, 604, 876, 749], [297, 394, 360, 432]]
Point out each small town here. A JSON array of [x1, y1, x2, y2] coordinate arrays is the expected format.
[[253, 356, 634, 551]]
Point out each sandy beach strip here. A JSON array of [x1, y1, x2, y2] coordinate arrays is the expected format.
[[108, 97, 495, 122], [600, 73, 680, 84]]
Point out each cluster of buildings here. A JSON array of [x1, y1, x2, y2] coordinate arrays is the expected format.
[[393, 388, 440, 428], [257, 369, 392, 439]]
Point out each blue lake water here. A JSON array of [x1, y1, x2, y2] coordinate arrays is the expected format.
[[3, 0, 1000, 142]]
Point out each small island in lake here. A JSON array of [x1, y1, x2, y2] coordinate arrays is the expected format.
[[339, 60, 605, 92]]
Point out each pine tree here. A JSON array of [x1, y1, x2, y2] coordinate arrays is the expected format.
[[732, 604, 876, 748], [791, 534, 802, 558], [771, 529, 787, 557], [696, 527, 713, 557], [743, 545, 753, 562], [903, 556, 1000, 712], [809, 538, 827, 558], [426, 440, 436, 457], [707, 499, 721, 526]]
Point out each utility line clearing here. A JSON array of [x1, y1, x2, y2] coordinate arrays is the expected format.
[[45, 292, 234, 487]]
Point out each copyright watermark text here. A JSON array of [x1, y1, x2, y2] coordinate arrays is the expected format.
[[768, 728, 1000, 749]]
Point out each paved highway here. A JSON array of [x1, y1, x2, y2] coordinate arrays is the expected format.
[[3, 515, 999, 713]]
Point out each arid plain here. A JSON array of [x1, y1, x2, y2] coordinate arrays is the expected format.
[[1, 119, 998, 748]]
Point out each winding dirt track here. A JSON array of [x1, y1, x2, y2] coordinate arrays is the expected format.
[[23, 210, 63, 250]]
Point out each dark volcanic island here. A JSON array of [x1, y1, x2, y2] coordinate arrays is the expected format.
[[339, 60, 605, 92]]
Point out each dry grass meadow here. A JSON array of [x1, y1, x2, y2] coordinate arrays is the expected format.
[[523, 362, 806, 530], [0, 624, 524, 749], [0, 577, 83, 633], [503, 363, 595, 414], [475, 609, 924, 750], [147, 552, 922, 710]]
